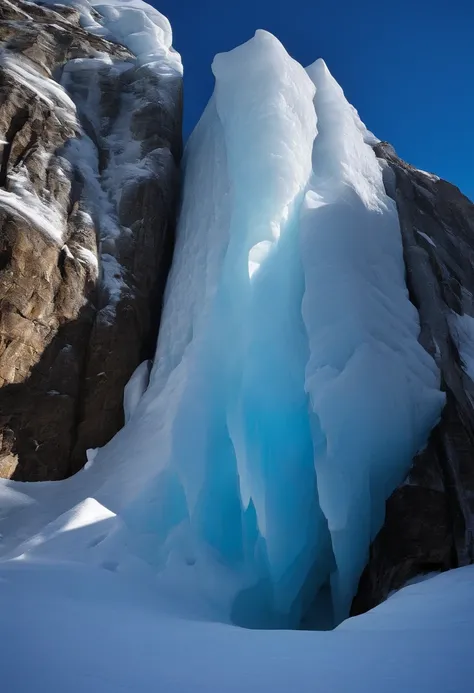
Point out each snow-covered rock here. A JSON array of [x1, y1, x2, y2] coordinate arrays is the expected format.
[[0, 0, 182, 479]]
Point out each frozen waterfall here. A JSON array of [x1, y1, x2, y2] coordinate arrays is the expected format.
[[112, 30, 444, 626], [0, 28, 445, 630]]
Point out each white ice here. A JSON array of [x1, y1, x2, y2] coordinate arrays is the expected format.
[[123, 359, 152, 423]]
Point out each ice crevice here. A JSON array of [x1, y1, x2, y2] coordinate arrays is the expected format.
[[0, 28, 446, 631]]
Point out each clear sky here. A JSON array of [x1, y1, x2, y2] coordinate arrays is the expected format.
[[156, 0, 473, 200]]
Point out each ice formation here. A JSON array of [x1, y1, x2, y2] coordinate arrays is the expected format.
[[0, 7, 446, 635], [300, 59, 446, 619], [117, 31, 444, 625]]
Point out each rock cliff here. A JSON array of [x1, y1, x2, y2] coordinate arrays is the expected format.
[[0, 0, 182, 480]]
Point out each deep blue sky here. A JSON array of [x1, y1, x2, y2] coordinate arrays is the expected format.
[[157, 0, 473, 200]]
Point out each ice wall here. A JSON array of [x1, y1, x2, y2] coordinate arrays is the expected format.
[[140, 31, 332, 626], [119, 33, 444, 625]]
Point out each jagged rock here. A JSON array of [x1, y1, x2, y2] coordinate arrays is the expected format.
[[352, 143, 474, 614], [0, 0, 182, 480]]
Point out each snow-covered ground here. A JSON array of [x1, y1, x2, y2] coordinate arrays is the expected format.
[[0, 557, 472, 692], [1, 3, 470, 691]]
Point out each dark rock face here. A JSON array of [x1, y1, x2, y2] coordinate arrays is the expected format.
[[352, 143, 474, 614], [0, 0, 182, 480]]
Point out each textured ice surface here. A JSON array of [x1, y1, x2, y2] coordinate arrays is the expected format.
[[300, 58, 445, 620], [0, 26, 445, 631]]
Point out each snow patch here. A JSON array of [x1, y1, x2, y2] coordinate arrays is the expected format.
[[417, 168, 440, 182], [450, 311, 474, 381], [416, 228, 437, 247], [0, 51, 77, 116], [75, 246, 99, 272], [0, 186, 65, 244]]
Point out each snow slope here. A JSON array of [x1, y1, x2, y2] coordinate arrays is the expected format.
[[1, 559, 473, 693]]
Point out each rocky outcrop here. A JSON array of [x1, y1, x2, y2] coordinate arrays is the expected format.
[[0, 0, 182, 480], [352, 143, 474, 614]]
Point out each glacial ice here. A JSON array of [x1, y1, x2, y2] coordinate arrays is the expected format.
[[0, 9, 446, 633]]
